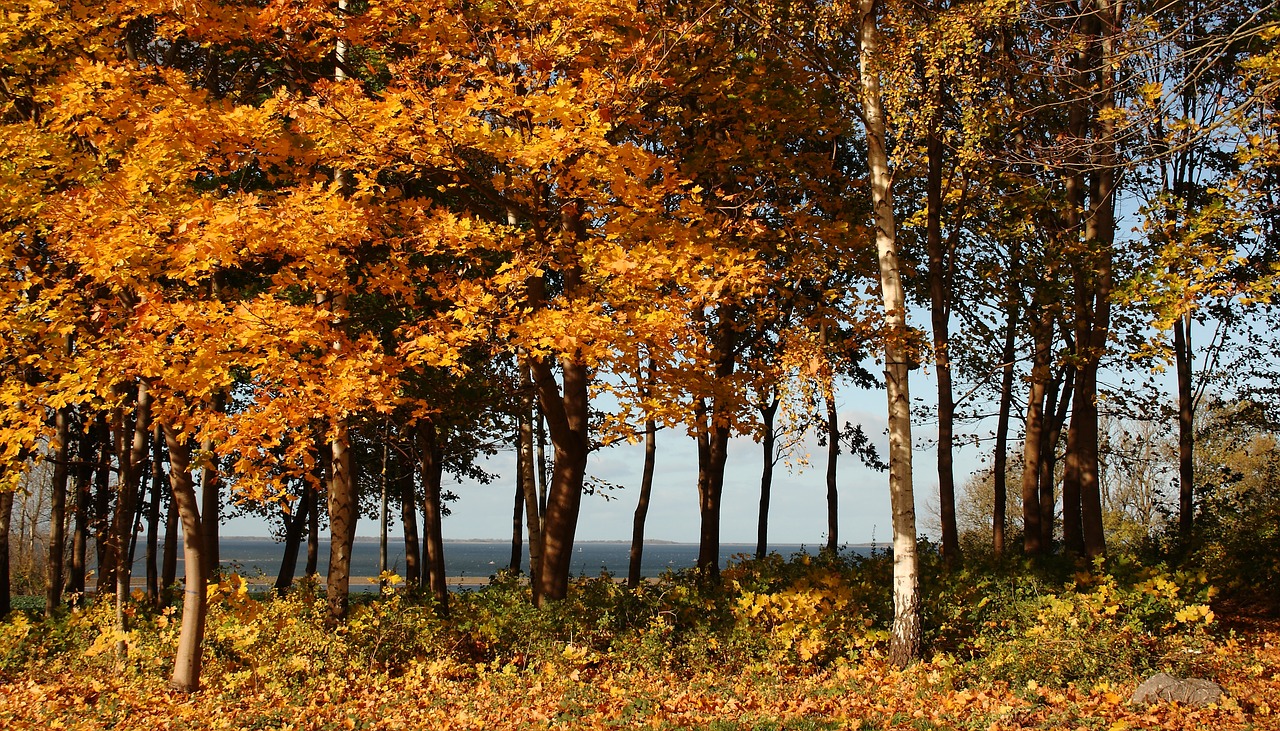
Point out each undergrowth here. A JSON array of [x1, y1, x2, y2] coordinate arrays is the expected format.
[[0, 545, 1219, 695]]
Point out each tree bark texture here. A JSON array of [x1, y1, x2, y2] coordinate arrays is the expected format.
[[46, 404, 71, 615], [756, 395, 778, 560], [859, 0, 920, 667], [993, 289, 1019, 557], [113, 381, 152, 660], [419, 423, 449, 614], [163, 425, 207, 693], [629, 395, 658, 588]]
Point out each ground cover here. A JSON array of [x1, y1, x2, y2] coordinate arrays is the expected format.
[[2, 551, 1278, 730]]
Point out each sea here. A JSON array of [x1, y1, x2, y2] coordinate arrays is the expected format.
[[142, 537, 879, 591]]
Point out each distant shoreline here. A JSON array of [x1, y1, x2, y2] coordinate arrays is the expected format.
[[218, 536, 883, 548]]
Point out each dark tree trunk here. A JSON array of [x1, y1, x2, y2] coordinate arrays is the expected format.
[[69, 426, 93, 599], [306, 478, 319, 577], [518, 362, 543, 601], [145, 424, 163, 606], [927, 104, 960, 565], [113, 381, 152, 660], [629, 380, 658, 588], [93, 415, 114, 596], [162, 491, 178, 593], [1174, 314, 1194, 536], [399, 453, 421, 586], [993, 276, 1020, 557], [1040, 363, 1074, 548], [825, 372, 840, 554], [531, 355, 590, 601], [46, 404, 72, 615], [275, 483, 314, 596], [419, 422, 449, 614], [0, 491, 12, 616], [1020, 304, 1051, 556], [756, 395, 778, 560], [199, 396, 222, 581], [696, 313, 736, 578], [510, 473, 524, 573], [378, 439, 389, 588]]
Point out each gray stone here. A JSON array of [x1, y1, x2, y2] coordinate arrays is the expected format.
[[1129, 672, 1224, 708]]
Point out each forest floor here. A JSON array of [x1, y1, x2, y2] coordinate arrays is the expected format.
[[3, 555, 1280, 729]]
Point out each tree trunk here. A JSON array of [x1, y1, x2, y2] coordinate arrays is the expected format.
[[145, 424, 163, 606], [859, 0, 920, 666], [824, 367, 840, 554], [69, 426, 92, 599], [756, 395, 779, 560], [531, 353, 590, 601], [93, 415, 114, 596], [510, 472, 524, 573], [419, 422, 449, 614], [517, 362, 544, 601], [696, 314, 736, 578], [163, 425, 207, 693], [306, 476, 320, 577], [0, 491, 12, 616], [1174, 313, 1194, 536], [275, 483, 314, 596], [1020, 306, 1052, 556], [113, 381, 151, 660], [629, 372, 658, 588], [200, 394, 223, 581], [378, 438, 389, 588], [162, 491, 178, 593], [46, 404, 71, 615], [525, 203, 592, 602], [1038, 360, 1072, 549], [993, 287, 1019, 557], [926, 96, 959, 565], [400, 454, 421, 586], [326, 417, 356, 621]]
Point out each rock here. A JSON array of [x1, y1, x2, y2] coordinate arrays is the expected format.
[[1129, 673, 1224, 708]]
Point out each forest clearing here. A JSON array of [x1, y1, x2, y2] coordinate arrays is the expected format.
[[5, 0, 1280, 727]]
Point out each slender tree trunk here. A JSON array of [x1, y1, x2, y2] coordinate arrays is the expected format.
[[860, 0, 920, 666], [275, 485, 314, 596], [1174, 314, 1194, 536], [0, 491, 12, 616], [69, 427, 92, 599], [162, 492, 178, 593], [93, 415, 114, 595], [326, 417, 356, 621], [518, 360, 544, 601], [419, 422, 449, 614], [536, 406, 548, 518], [824, 366, 840, 553], [696, 314, 735, 578], [306, 468, 320, 578], [46, 403, 71, 615], [510, 473, 524, 573], [629, 367, 658, 588], [756, 395, 779, 560], [993, 286, 1019, 557], [1038, 361, 1072, 549], [145, 424, 163, 607], [378, 437, 389, 588], [163, 425, 207, 693], [400, 454, 421, 586], [927, 98, 959, 565], [114, 381, 152, 660], [199, 422, 220, 581], [1021, 306, 1051, 556]]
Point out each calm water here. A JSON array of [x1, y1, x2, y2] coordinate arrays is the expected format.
[[142, 538, 876, 589]]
